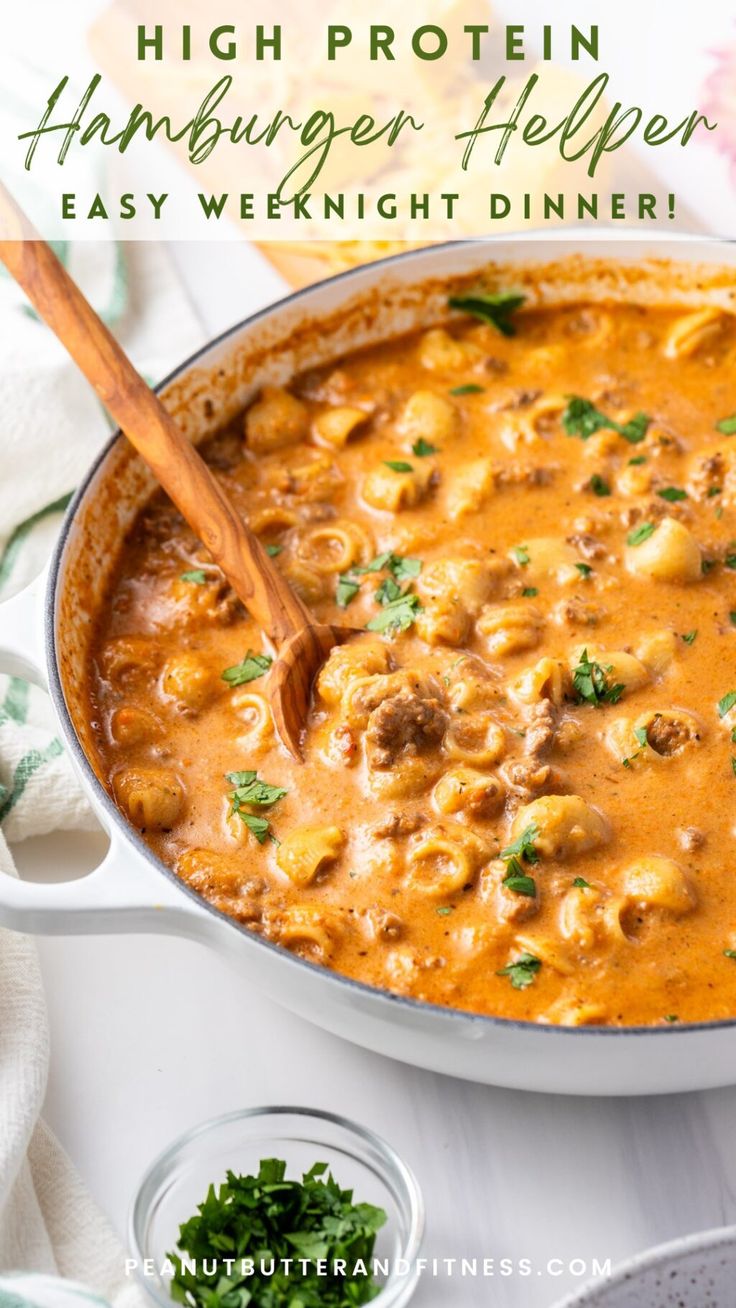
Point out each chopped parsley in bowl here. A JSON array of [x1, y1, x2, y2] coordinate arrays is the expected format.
[[129, 1107, 424, 1308]]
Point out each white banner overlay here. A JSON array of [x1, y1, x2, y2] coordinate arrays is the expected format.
[[1, 0, 734, 241]]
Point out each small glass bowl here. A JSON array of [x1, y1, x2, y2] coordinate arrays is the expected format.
[[129, 1106, 425, 1308]]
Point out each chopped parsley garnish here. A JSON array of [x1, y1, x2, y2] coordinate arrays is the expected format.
[[513, 545, 530, 567], [707, 486, 723, 498], [436, 905, 454, 916], [627, 522, 656, 547], [664, 1015, 679, 1023], [502, 869, 537, 897], [450, 383, 485, 396], [366, 592, 422, 633], [355, 552, 422, 581], [562, 396, 650, 444], [180, 569, 208, 585], [681, 630, 698, 645], [412, 437, 439, 457], [265, 543, 284, 557], [235, 813, 271, 843], [725, 949, 736, 960], [167, 1158, 387, 1308], [337, 553, 422, 609], [499, 823, 539, 897], [572, 649, 624, 707], [702, 558, 716, 574], [725, 543, 736, 570], [575, 562, 593, 577], [718, 691, 736, 718], [336, 575, 361, 608], [590, 474, 611, 497], [657, 486, 688, 502], [496, 952, 542, 990], [716, 414, 736, 435], [226, 771, 288, 806], [623, 724, 648, 768], [628, 455, 647, 465], [573, 876, 591, 889], [384, 460, 413, 473], [375, 576, 402, 606], [501, 823, 540, 865], [730, 611, 736, 626], [448, 290, 526, 337], [732, 758, 736, 777], [391, 557, 421, 581], [221, 651, 273, 686], [619, 414, 651, 443], [522, 586, 539, 597], [226, 770, 287, 844]]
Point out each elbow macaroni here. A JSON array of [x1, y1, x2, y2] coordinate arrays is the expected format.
[[276, 826, 346, 887]]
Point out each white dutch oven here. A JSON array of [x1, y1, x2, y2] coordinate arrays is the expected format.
[[1, 235, 736, 1096]]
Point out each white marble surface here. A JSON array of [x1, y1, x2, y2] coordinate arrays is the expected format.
[[14, 237, 736, 1308]]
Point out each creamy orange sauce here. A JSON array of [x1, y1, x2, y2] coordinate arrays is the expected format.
[[88, 300, 736, 1026]]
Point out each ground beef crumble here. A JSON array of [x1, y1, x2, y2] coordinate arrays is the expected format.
[[365, 687, 448, 768]]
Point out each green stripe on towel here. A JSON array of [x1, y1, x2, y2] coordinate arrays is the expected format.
[[0, 739, 63, 823], [101, 242, 128, 327], [0, 492, 73, 591], [0, 677, 30, 724]]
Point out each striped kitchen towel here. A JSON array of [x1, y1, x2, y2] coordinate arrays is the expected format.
[[0, 237, 204, 1306], [0, 675, 97, 845]]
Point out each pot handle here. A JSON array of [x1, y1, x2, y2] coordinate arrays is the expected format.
[[0, 577, 212, 937], [0, 825, 212, 937], [0, 570, 48, 687]]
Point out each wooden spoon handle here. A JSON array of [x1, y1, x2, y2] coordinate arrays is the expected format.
[[0, 197, 311, 646]]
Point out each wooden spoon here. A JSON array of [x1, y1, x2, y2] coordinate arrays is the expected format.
[[0, 197, 348, 758]]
